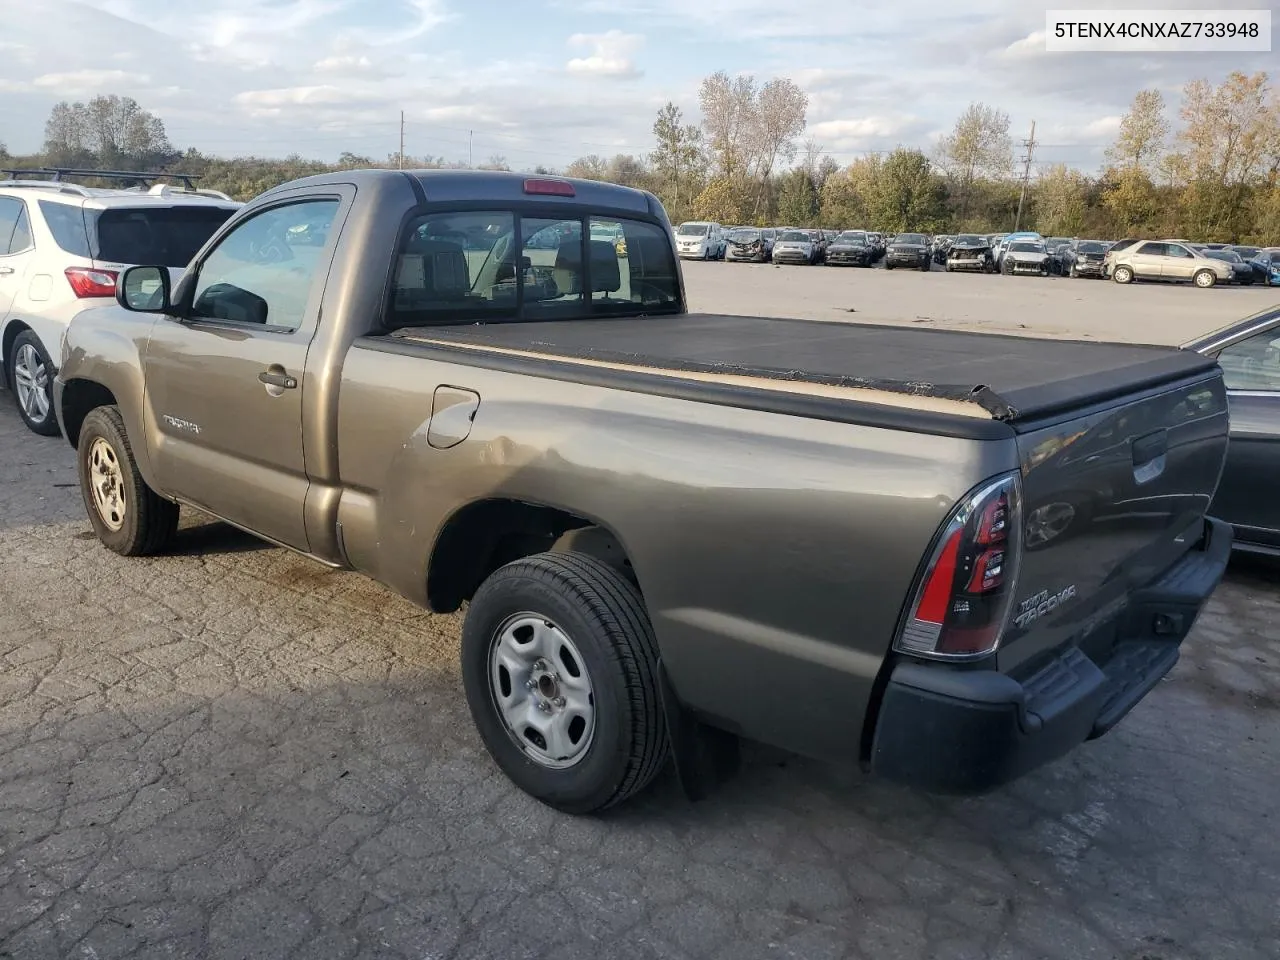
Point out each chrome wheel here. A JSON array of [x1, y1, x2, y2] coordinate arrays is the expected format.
[[88, 437, 127, 532], [489, 613, 595, 769], [1194, 270, 1216, 288], [1026, 502, 1076, 548], [13, 343, 50, 424]]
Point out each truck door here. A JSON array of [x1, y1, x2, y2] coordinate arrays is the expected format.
[[1209, 323, 1280, 550], [143, 194, 347, 551]]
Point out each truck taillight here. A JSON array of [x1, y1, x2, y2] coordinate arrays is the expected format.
[[65, 267, 120, 298], [895, 474, 1023, 660]]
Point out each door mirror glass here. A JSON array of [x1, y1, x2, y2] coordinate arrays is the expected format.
[[116, 265, 170, 313]]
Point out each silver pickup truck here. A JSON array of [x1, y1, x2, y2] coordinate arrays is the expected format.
[[56, 170, 1233, 813]]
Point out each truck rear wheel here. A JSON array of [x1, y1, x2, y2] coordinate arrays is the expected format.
[[77, 406, 179, 557], [461, 551, 668, 813]]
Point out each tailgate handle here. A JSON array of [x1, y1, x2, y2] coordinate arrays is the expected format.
[[1131, 430, 1168, 483]]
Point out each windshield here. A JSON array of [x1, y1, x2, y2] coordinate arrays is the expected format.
[[837, 232, 866, 243], [86, 206, 236, 268], [779, 231, 810, 242], [1233, 246, 1260, 258], [1078, 241, 1105, 254], [677, 223, 709, 236], [728, 228, 761, 241], [1010, 242, 1042, 253], [954, 235, 984, 244], [894, 234, 926, 245]]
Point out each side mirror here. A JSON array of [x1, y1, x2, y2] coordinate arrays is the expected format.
[[116, 265, 171, 313]]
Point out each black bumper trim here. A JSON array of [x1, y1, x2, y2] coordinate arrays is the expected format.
[[869, 516, 1232, 794]]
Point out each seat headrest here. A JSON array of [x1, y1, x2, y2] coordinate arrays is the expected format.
[[588, 239, 620, 293], [552, 239, 621, 293]]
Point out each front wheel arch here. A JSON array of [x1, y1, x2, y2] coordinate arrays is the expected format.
[[59, 379, 120, 449]]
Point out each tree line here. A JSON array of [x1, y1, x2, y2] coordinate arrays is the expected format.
[[4, 69, 1279, 243]]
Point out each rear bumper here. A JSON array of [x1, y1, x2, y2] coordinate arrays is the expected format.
[[870, 516, 1232, 794]]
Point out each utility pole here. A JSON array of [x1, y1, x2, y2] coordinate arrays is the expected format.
[[398, 111, 405, 169], [1013, 120, 1036, 232], [468, 130, 473, 168]]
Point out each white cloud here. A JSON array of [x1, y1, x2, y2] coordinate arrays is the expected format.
[[566, 30, 644, 79], [313, 54, 397, 79], [1002, 29, 1047, 59], [32, 69, 152, 94], [810, 117, 918, 142]]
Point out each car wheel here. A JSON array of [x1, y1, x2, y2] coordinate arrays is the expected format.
[[885, 262, 894, 270], [920, 261, 930, 272], [1193, 269, 1217, 289], [77, 406, 179, 556], [9, 331, 60, 436], [461, 551, 668, 814], [1068, 264, 1077, 278], [1113, 265, 1134, 284], [1002, 260, 1014, 275]]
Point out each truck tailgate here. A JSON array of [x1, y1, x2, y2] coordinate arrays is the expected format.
[[997, 372, 1230, 676]]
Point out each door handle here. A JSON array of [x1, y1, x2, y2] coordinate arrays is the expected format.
[[0, 266, 13, 276], [258, 370, 298, 389]]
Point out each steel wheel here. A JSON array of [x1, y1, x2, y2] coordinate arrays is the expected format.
[[489, 613, 595, 769], [1113, 265, 1133, 284], [13, 343, 50, 424], [88, 437, 127, 532]]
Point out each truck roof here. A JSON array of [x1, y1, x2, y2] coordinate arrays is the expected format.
[[398, 314, 1218, 425], [256, 168, 657, 216]]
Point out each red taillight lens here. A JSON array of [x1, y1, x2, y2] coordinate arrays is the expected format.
[[523, 178, 575, 197], [895, 474, 1023, 660], [65, 267, 120, 298]]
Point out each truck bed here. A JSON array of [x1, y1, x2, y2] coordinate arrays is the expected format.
[[390, 313, 1218, 424]]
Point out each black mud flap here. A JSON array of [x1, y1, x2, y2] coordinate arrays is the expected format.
[[657, 659, 741, 801]]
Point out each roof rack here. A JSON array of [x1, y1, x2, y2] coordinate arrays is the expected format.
[[2, 167, 204, 190]]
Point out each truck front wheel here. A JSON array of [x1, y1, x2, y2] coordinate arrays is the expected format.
[[77, 406, 178, 556], [461, 551, 668, 813]]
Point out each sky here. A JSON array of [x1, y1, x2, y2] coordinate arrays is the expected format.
[[0, 0, 1277, 173]]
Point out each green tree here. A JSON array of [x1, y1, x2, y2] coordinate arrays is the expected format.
[[776, 168, 818, 225], [1101, 166, 1160, 234], [1105, 89, 1169, 173], [650, 102, 705, 218], [1033, 164, 1090, 235], [867, 149, 946, 232], [938, 102, 1011, 219], [43, 95, 174, 169], [692, 176, 750, 223]]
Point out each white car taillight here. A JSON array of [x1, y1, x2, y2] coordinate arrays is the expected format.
[[894, 473, 1023, 660]]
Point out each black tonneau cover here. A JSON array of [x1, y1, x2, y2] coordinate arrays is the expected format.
[[395, 314, 1219, 423]]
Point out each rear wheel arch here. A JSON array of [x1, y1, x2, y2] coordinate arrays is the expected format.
[[426, 499, 641, 613], [2, 318, 34, 377]]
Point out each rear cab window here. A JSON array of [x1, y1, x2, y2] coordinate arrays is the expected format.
[[386, 208, 681, 329]]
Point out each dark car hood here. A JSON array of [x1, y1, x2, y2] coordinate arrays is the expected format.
[[830, 244, 869, 252], [889, 244, 926, 251]]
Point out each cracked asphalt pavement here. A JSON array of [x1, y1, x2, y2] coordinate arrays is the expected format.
[[1, 396, 1279, 960]]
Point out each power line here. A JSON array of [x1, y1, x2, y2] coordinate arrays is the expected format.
[[1013, 120, 1037, 232]]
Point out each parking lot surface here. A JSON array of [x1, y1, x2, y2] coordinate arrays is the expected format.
[[683, 260, 1279, 345], [2, 274, 1280, 959]]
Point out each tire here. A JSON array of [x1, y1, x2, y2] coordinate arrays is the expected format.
[[1069, 264, 1077, 278], [77, 406, 179, 557], [1193, 269, 1217, 289], [461, 551, 668, 814], [1002, 259, 1014, 275], [885, 262, 894, 270], [920, 261, 930, 272], [9, 330, 60, 436], [945, 264, 953, 272], [1113, 265, 1134, 284]]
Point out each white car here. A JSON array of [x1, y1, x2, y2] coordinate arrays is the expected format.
[[0, 175, 240, 434], [674, 221, 726, 260]]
